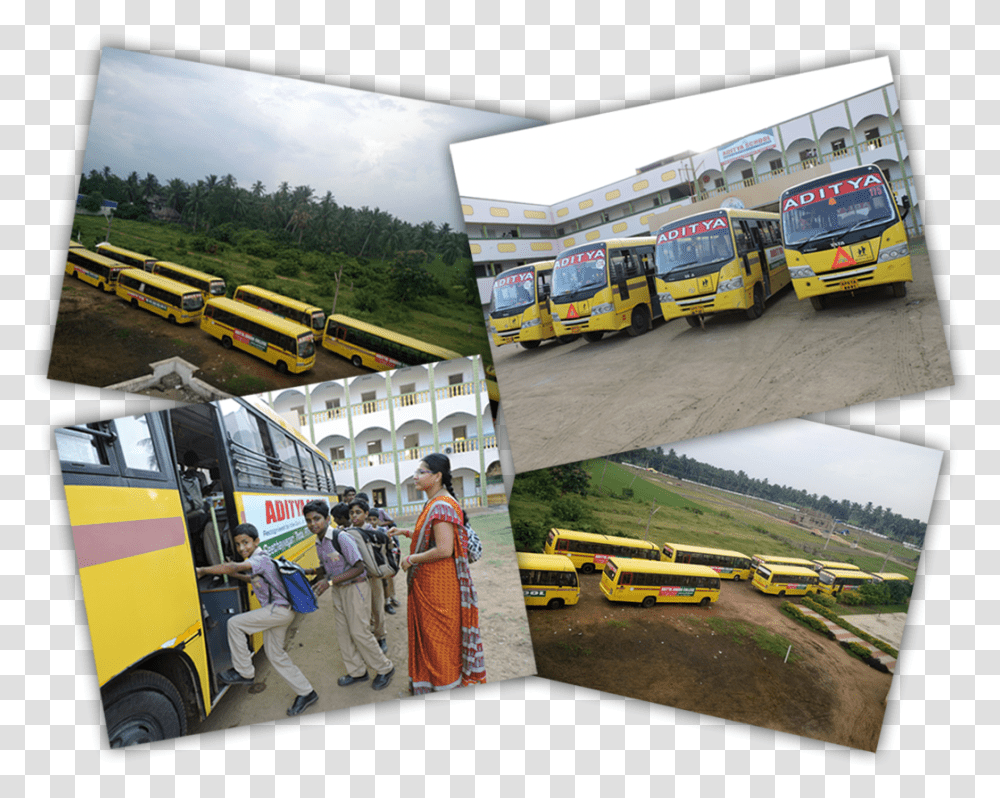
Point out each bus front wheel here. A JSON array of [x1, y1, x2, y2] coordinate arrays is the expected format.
[[131, 299, 139, 309], [276, 360, 289, 374], [777, 590, 786, 598], [582, 331, 604, 343], [580, 563, 595, 574], [733, 574, 741, 582], [547, 598, 564, 610], [103, 670, 186, 748], [520, 340, 541, 350], [700, 597, 712, 607], [810, 296, 827, 311], [627, 305, 651, 337], [221, 336, 233, 350], [641, 596, 657, 608], [891, 281, 907, 298], [746, 284, 764, 320], [351, 355, 363, 368], [685, 315, 702, 329]]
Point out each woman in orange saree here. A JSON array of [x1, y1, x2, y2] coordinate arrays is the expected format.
[[397, 453, 486, 694]]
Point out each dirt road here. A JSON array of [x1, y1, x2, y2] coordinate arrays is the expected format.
[[493, 244, 952, 473], [528, 573, 893, 751]]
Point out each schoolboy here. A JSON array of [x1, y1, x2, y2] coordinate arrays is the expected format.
[[194, 524, 318, 717], [303, 500, 394, 690]]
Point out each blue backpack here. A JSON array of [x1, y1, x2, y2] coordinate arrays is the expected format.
[[270, 557, 318, 614]]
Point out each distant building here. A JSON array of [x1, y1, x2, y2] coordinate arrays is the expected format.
[[266, 357, 503, 518], [791, 508, 835, 532]]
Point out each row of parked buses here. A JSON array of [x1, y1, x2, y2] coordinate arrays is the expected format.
[[517, 527, 911, 609], [489, 164, 914, 349], [65, 241, 499, 399]]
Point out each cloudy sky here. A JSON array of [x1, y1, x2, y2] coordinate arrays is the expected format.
[[660, 419, 943, 523], [450, 57, 895, 205], [81, 48, 540, 227]]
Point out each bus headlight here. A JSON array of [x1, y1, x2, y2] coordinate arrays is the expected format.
[[878, 243, 909, 262], [789, 265, 816, 279], [521, 317, 540, 329], [717, 276, 744, 293], [658, 291, 674, 303], [591, 303, 613, 316]]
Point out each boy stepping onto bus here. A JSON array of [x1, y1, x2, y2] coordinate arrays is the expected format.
[[194, 523, 319, 717], [303, 500, 395, 690]]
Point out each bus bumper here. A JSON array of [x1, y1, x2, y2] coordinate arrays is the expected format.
[[790, 256, 913, 300]]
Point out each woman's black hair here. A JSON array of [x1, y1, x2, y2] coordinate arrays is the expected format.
[[422, 452, 469, 526]]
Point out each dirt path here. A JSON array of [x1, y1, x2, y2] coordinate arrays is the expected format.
[[492, 245, 952, 473], [528, 574, 892, 751]]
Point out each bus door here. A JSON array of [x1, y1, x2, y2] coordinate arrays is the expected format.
[[610, 252, 631, 303], [634, 244, 661, 319], [166, 403, 243, 700], [734, 222, 761, 289], [747, 222, 771, 297]]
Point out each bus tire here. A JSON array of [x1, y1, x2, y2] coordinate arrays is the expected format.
[[733, 574, 741, 582], [891, 281, 907, 298], [685, 315, 701, 329], [556, 334, 581, 344], [641, 596, 657, 608], [746, 284, 764, 320], [582, 331, 604, 343], [580, 563, 595, 574], [351, 355, 363, 368], [103, 670, 186, 748], [627, 305, 651, 337], [547, 598, 564, 610], [777, 590, 786, 598], [131, 299, 139, 309], [167, 315, 176, 324], [520, 340, 541, 350], [276, 360, 289, 374], [700, 597, 711, 607], [810, 296, 827, 311], [221, 336, 233, 350]]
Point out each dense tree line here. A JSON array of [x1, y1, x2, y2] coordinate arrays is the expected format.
[[77, 168, 471, 266], [606, 447, 927, 548]]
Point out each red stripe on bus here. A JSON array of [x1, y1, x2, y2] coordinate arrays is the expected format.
[[73, 516, 187, 568]]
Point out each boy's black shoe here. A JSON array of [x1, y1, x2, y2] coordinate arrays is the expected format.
[[337, 673, 369, 687], [218, 668, 254, 686], [287, 690, 318, 716], [372, 667, 395, 691]]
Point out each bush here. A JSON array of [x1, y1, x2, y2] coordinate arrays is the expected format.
[[511, 470, 558, 501], [550, 495, 593, 527], [511, 519, 548, 553], [549, 464, 590, 496], [275, 257, 301, 279]]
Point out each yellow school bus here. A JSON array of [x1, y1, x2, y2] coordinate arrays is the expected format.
[[201, 297, 316, 374], [872, 572, 911, 584], [96, 241, 159, 271], [751, 564, 820, 597], [153, 261, 226, 300], [65, 247, 127, 293], [816, 568, 878, 597], [116, 268, 205, 324], [56, 396, 336, 746], [654, 208, 789, 325], [543, 527, 660, 574], [489, 260, 558, 349], [661, 542, 754, 580], [549, 237, 659, 342], [780, 164, 913, 310], [232, 284, 325, 334], [323, 314, 461, 370], [517, 551, 580, 609], [599, 557, 721, 608]]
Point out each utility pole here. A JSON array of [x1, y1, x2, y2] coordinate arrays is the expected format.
[[644, 505, 660, 541]]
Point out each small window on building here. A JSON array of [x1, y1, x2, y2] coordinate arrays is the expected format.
[[714, 178, 724, 189], [769, 158, 783, 173], [330, 445, 345, 461], [361, 390, 376, 403], [325, 398, 341, 410], [831, 137, 846, 153]]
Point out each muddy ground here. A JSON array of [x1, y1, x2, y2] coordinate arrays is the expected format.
[[491, 244, 953, 472], [46, 278, 366, 397], [528, 573, 895, 751], [195, 509, 535, 737]]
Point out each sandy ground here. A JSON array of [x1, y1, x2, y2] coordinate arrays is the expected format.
[[527, 573, 893, 751], [194, 510, 536, 738], [490, 245, 952, 472], [846, 612, 908, 649]]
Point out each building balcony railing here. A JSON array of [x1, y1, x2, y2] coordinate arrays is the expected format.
[[304, 380, 488, 427], [330, 434, 498, 475]]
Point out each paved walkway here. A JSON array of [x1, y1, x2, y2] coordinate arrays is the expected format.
[[797, 605, 897, 673]]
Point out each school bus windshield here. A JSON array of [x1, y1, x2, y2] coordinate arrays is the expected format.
[[491, 267, 536, 313], [655, 223, 734, 276], [297, 335, 316, 358], [550, 243, 608, 301], [781, 174, 896, 249]]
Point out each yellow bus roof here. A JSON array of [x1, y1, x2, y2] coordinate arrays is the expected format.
[[820, 568, 876, 578], [550, 528, 659, 549], [517, 551, 577, 572], [207, 297, 315, 336], [873, 572, 910, 581], [812, 559, 860, 570], [155, 261, 225, 282], [118, 268, 205, 297], [753, 554, 814, 564], [97, 242, 156, 258], [607, 558, 719, 578], [70, 249, 127, 268], [654, 207, 779, 234], [235, 284, 323, 314], [327, 313, 462, 361], [663, 542, 750, 559], [757, 564, 819, 577]]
